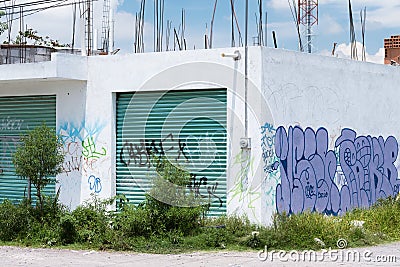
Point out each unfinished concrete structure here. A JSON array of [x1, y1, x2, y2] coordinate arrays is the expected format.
[[384, 35, 400, 65]]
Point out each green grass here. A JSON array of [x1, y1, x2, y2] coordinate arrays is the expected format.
[[2, 196, 400, 254]]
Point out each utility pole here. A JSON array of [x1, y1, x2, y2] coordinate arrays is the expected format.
[[80, 0, 94, 56], [101, 0, 111, 54], [298, 0, 318, 53]]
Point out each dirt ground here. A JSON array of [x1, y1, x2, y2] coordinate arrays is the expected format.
[[1, 242, 400, 266]]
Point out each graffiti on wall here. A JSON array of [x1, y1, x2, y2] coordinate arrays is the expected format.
[[228, 150, 261, 220], [188, 174, 222, 207], [88, 175, 102, 193], [82, 137, 107, 159], [261, 123, 281, 211], [119, 133, 223, 207], [274, 126, 400, 215], [0, 136, 20, 174], [0, 116, 24, 174], [59, 122, 105, 143], [58, 122, 107, 176], [261, 123, 276, 172], [119, 133, 188, 168], [0, 116, 24, 131]]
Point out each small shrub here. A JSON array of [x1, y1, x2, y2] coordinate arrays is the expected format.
[[12, 123, 64, 216], [245, 233, 261, 248], [59, 213, 77, 244], [165, 230, 184, 245], [114, 203, 152, 237], [115, 155, 209, 237], [24, 219, 60, 246], [206, 215, 253, 236], [164, 206, 204, 235], [203, 227, 228, 248], [71, 205, 109, 245], [0, 199, 31, 241]]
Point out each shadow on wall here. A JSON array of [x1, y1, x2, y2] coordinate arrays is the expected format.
[[274, 126, 400, 215]]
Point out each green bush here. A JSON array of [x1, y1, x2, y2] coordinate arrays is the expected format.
[[59, 213, 77, 244], [70, 197, 111, 245], [345, 196, 400, 239], [256, 212, 353, 250], [113, 203, 152, 237], [204, 215, 253, 236], [0, 199, 31, 241], [24, 219, 60, 246], [164, 206, 204, 235], [113, 195, 205, 238], [4, 166, 400, 253], [112, 155, 208, 239], [12, 123, 64, 215]]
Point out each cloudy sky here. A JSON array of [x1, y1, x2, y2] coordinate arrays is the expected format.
[[0, 0, 398, 64]]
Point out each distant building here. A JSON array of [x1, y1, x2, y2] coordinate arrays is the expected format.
[[0, 44, 82, 65], [384, 35, 400, 65]]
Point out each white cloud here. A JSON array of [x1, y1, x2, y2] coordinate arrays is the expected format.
[[367, 47, 384, 64], [319, 42, 384, 64], [114, 11, 134, 42], [0, 1, 74, 44], [267, 21, 298, 46], [269, 0, 400, 31], [318, 14, 343, 35], [0, 0, 136, 52], [268, 0, 289, 10], [284, 0, 398, 9]]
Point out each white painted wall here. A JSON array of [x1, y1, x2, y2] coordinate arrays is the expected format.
[[0, 79, 87, 209], [2, 47, 400, 225], [261, 47, 400, 225], [84, 47, 265, 222]]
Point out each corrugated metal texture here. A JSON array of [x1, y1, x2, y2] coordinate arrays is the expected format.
[[0, 95, 56, 203], [116, 89, 227, 216]]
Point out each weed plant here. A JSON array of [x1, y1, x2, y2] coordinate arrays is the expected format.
[[2, 152, 400, 253], [1, 195, 400, 253]]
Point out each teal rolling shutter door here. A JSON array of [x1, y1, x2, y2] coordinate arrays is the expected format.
[[116, 89, 227, 216], [0, 95, 56, 202]]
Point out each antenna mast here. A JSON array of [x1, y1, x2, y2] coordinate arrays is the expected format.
[[101, 0, 111, 54], [80, 0, 94, 55], [298, 0, 318, 53]]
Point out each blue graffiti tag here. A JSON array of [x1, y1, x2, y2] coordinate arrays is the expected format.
[[88, 175, 102, 193], [58, 121, 106, 143], [274, 126, 400, 215]]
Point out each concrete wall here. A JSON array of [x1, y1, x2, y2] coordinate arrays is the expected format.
[[0, 79, 87, 208], [0, 46, 54, 65], [84, 47, 266, 222], [1, 47, 400, 225], [261, 48, 400, 225]]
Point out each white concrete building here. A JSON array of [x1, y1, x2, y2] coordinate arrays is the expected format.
[[1, 47, 399, 225]]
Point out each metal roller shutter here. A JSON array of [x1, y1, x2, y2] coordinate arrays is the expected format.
[[116, 89, 227, 216], [0, 95, 56, 203]]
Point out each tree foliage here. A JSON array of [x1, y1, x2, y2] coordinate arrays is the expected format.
[[5, 28, 69, 47], [12, 123, 64, 214], [0, 11, 7, 36]]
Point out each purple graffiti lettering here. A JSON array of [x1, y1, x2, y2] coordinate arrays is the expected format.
[[274, 126, 400, 215]]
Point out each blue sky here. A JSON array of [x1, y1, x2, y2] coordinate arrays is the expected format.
[[112, 0, 399, 63], [2, 1, 399, 63]]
